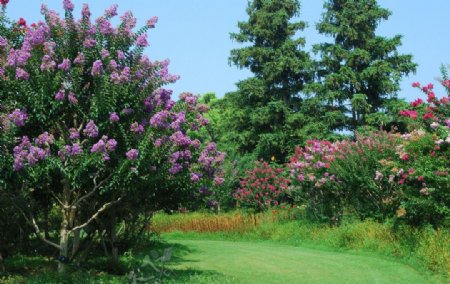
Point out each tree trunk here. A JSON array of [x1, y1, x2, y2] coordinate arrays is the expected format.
[[58, 212, 69, 274], [0, 251, 5, 273], [58, 180, 71, 274], [110, 210, 119, 264]]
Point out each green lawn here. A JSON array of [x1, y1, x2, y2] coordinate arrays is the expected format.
[[163, 238, 438, 284]]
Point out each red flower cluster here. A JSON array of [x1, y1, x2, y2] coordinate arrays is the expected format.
[[0, 0, 9, 7], [235, 161, 289, 211]]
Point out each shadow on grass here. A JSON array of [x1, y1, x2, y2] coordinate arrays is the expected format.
[[0, 239, 231, 284]]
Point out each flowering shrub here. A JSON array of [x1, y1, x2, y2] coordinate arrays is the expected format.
[[0, 1, 224, 272], [288, 140, 341, 222], [329, 132, 402, 221], [234, 161, 289, 212], [391, 79, 450, 226]]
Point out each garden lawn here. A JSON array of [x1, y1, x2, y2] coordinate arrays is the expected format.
[[164, 238, 437, 284]]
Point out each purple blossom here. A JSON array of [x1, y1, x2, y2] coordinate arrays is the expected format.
[[69, 128, 80, 139], [136, 34, 148, 47], [105, 4, 118, 18], [8, 109, 28, 126], [126, 149, 139, 160], [97, 18, 114, 35], [120, 67, 130, 82], [15, 50, 31, 66], [43, 41, 56, 56], [25, 24, 48, 46], [91, 139, 105, 153], [191, 172, 201, 182], [83, 120, 98, 138], [147, 16, 158, 28], [63, 0, 74, 12], [109, 112, 120, 122], [27, 146, 46, 166], [83, 38, 96, 48], [0, 36, 8, 48], [58, 58, 71, 71], [65, 143, 83, 156], [130, 122, 144, 134], [122, 108, 134, 115], [214, 177, 224, 186], [106, 139, 117, 151], [150, 110, 171, 128], [35, 132, 54, 146], [41, 55, 56, 71], [117, 51, 125, 60], [170, 131, 192, 147], [6, 49, 16, 66], [68, 92, 78, 104], [109, 59, 118, 70], [81, 4, 91, 20], [170, 112, 186, 130], [55, 90, 65, 101], [168, 163, 183, 175], [74, 52, 85, 65], [91, 60, 103, 76], [15, 68, 29, 80], [110, 72, 120, 84]]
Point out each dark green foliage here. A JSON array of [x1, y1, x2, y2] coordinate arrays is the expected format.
[[310, 0, 417, 130], [225, 0, 315, 161]]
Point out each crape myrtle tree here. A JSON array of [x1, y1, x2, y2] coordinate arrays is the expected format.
[[226, 0, 314, 161], [0, 1, 224, 273], [310, 0, 417, 131]]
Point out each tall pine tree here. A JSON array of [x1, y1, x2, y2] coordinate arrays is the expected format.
[[311, 0, 417, 130], [225, 0, 314, 161]]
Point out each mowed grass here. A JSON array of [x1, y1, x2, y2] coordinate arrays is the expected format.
[[164, 238, 436, 284]]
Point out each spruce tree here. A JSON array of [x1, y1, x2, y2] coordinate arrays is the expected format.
[[311, 0, 417, 130], [225, 0, 313, 160]]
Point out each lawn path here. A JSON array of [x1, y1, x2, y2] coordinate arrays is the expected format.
[[165, 239, 434, 284]]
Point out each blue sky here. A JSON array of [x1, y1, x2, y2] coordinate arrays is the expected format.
[[5, 0, 450, 101]]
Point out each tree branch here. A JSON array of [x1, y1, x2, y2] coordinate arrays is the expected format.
[[31, 216, 62, 250], [6, 190, 61, 250], [69, 197, 122, 233], [71, 173, 112, 207]]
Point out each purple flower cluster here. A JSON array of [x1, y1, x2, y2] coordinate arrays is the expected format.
[[59, 143, 83, 158], [170, 112, 186, 130], [74, 52, 85, 65], [198, 142, 225, 178], [136, 34, 148, 47], [0, 36, 8, 49], [109, 112, 120, 122], [110, 67, 131, 84], [69, 128, 80, 139], [97, 17, 114, 35], [91, 60, 103, 76], [91, 135, 117, 161], [13, 136, 49, 170], [63, 0, 74, 12], [15, 68, 29, 80], [147, 16, 158, 28], [35, 132, 54, 146], [150, 110, 171, 128], [126, 149, 139, 161], [41, 55, 56, 71], [68, 92, 78, 104], [83, 120, 98, 138], [170, 131, 192, 147], [55, 90, 65, 101], [58, 59, 71, 71], [105, 4, 118, 18], [8, 109, 28, 126], [130, 122, 145, 134]]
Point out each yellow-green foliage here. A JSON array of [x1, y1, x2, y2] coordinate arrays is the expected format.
[[154, 210, 450, 276]]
